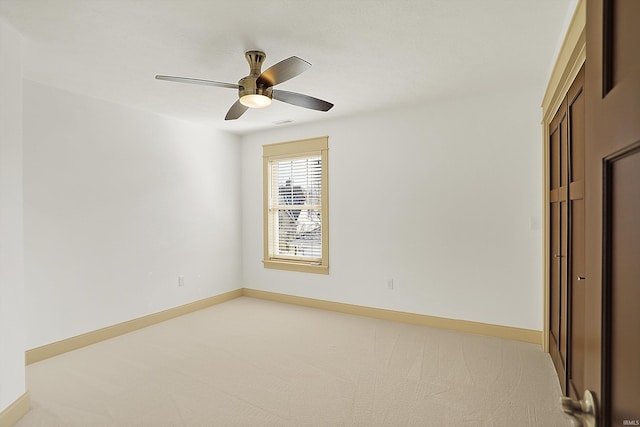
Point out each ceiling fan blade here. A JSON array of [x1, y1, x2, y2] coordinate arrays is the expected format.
[[272, 89, 334, 112], [155, 75, 238, 89], [225, 100, 249, 120], [256, 56, 311, 87]]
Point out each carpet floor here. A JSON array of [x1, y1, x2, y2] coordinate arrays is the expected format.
[[16, 297, 572, 426]]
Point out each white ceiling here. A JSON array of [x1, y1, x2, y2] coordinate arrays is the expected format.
[[0, 0, 575, 134]]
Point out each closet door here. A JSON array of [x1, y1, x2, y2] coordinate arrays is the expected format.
[[567, 66, 585, 400], [548, 65, 585, 396], [548, 98, 568, 392]]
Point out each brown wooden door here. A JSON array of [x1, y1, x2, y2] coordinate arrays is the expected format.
[[548, 95, 569, 393], [584, 0, 640, 425], [548, 65, 585, 397], [567, 67, 586, 401]]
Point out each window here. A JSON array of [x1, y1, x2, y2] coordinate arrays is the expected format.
[[263, 137, 328, 274]]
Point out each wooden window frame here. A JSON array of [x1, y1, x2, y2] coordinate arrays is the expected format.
[[262, 136, 329, 274]]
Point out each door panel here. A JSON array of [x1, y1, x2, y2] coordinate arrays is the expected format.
[[603, 144, 640, 425], [612, 0, 640, 85], [568, 197, 585, 398], [550, 203, 560, 342], [559, 198, 568, 367]]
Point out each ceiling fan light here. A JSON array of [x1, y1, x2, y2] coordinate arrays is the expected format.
[[240, 94, 272, 108]]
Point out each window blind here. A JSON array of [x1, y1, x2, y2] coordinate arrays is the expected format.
[[268, 154, 322, 261]]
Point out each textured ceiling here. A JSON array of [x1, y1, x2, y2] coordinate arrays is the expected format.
[[0, 0, 575, 134]]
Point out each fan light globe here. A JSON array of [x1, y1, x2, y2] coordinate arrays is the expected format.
[[240, 94, 272, 108]]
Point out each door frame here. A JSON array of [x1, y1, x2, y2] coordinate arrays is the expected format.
[[541, 0, 586, 353]]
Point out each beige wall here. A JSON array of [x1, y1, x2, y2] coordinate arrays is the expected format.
[[0, 17, 26, 414], [22, 81, 243, 349], [241, 84, 545, 331]]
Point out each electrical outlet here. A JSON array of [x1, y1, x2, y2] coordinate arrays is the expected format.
[[387, 279, 394, 290], [178, 276, 184, 287]]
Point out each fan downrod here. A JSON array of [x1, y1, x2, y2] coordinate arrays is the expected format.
[[244, 50, 266, 76]]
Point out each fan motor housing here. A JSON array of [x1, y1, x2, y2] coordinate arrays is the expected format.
[[238, 76, 273, 99]]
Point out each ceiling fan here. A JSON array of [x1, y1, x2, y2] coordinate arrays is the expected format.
[[155, 50, 334, 120]]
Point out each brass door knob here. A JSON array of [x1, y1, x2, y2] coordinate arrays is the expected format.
[[561, 390, 597, 427]]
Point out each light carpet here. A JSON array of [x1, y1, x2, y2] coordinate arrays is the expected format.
[[16, 297, 572, 426]]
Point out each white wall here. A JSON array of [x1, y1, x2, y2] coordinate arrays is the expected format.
[[23, 81, 242, 349], [0, 18, 26, 413], [241, 86, 543, 331]]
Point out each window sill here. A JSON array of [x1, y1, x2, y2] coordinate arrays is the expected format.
[[263, 259, 328, 275]]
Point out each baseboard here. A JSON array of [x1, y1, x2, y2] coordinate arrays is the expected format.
[[242, 288, 542, 345], [25, 287, 541, 366], [0, 392, 30, 427], [25, 289, 243, 365]]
